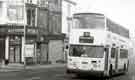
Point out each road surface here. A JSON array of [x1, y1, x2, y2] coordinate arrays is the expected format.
[[0, 57, 135, 80]]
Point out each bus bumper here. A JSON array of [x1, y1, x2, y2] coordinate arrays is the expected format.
[[66, 69, 104, 77]]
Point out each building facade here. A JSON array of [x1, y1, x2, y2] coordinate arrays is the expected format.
[[62, 0, 76, 36], [62, 0, 76, 61], [0, 0, 65, 65]]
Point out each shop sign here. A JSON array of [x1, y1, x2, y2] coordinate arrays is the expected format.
[[25, 44, 34, 57], [27, 28, 37, 34], [8, 28, 24, 33]]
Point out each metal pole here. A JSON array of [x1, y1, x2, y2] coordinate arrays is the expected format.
[[47, 1, 50, 63], [23, 0, 26, 69]]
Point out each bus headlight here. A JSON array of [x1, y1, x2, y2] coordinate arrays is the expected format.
[[98, 64, 100, 68]]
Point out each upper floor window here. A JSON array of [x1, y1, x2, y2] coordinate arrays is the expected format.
[[27, 8, 36, 26], [0, 2, 3, 17], [38, 0, 48, 7], [27, 0, 32, 3], [7, 4, 24, 21]]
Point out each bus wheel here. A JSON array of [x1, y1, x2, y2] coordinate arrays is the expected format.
[[124, 64, 128, 71], [76, 74, 82, 78], [127, 61, 129, 71], [109, 65, 113, 77]]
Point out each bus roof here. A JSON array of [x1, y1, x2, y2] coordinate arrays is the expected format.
[[74, 13, 104, 16], [73, 12, 129, 38]]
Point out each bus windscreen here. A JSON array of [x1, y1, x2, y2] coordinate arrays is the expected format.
[[69, 45, 104, 58]]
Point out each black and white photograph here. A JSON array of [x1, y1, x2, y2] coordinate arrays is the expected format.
[[0, 0, 134, 80]]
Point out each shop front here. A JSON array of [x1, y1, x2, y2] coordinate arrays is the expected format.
[[35, 34, 65, 64], [0, 26, 38, 64], [7, 35, 37, 64], [0, 36, 5, 63], [9, 35, 22, 63], [0, 26, 65, 65]]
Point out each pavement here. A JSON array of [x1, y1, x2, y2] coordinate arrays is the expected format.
[[0, 63, 66, 72], [26, 63, 66, 70]]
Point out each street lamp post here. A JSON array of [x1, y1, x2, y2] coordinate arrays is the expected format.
[[23, 0, 26, 69]]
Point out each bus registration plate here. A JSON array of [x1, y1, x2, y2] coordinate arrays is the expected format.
[[82, 62, 88, 64], [93, 64, 97, 67]]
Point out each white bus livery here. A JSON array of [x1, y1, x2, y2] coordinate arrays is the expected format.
[[66, 13, 130, 77]]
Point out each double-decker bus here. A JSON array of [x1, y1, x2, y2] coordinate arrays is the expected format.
[[66, 13, 130, 77]]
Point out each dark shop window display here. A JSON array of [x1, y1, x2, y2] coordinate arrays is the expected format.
[[9, 36, 22, 63]]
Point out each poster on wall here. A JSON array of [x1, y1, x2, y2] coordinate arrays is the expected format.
[[25, 44, 34, 57]]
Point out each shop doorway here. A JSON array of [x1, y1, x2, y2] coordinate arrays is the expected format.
[[36, 43, 48, 64], [9, 45, 21, 63], [9, 36, 22, 63], [0, 38, 5, 62]]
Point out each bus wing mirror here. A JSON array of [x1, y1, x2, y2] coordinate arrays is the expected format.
[[104, 48, 107, 51], [66, 45, 69, 49]]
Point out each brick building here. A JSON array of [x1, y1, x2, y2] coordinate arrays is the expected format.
[[0, 0, 65, 65]]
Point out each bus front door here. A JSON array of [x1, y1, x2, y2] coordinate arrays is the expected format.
[[115, 48, 119, 71]]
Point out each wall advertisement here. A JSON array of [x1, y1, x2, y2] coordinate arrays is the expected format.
[[25, 44, 34, 57]]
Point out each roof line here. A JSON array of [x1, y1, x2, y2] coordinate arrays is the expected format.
[[63, 0, 77, 5]]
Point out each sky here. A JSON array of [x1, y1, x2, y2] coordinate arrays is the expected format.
[[74, 0, 135, 37]]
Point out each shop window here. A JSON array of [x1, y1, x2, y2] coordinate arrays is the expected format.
[[37, 43, 41, 49], [9, 36, 21, 45]]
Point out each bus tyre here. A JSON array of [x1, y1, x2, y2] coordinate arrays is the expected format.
[[124, 63, 128, 73], [109, 65, 113, 77], [127, 61, 129, 71], [66, 69, 70, 74], [76, 74, 82, 78], [124, 64, 126, 71]]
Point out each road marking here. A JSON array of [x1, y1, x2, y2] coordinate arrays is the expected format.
[[55, 73, 66, 77], [26, 77, 41, 80], [132, 76, 135, 80]]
